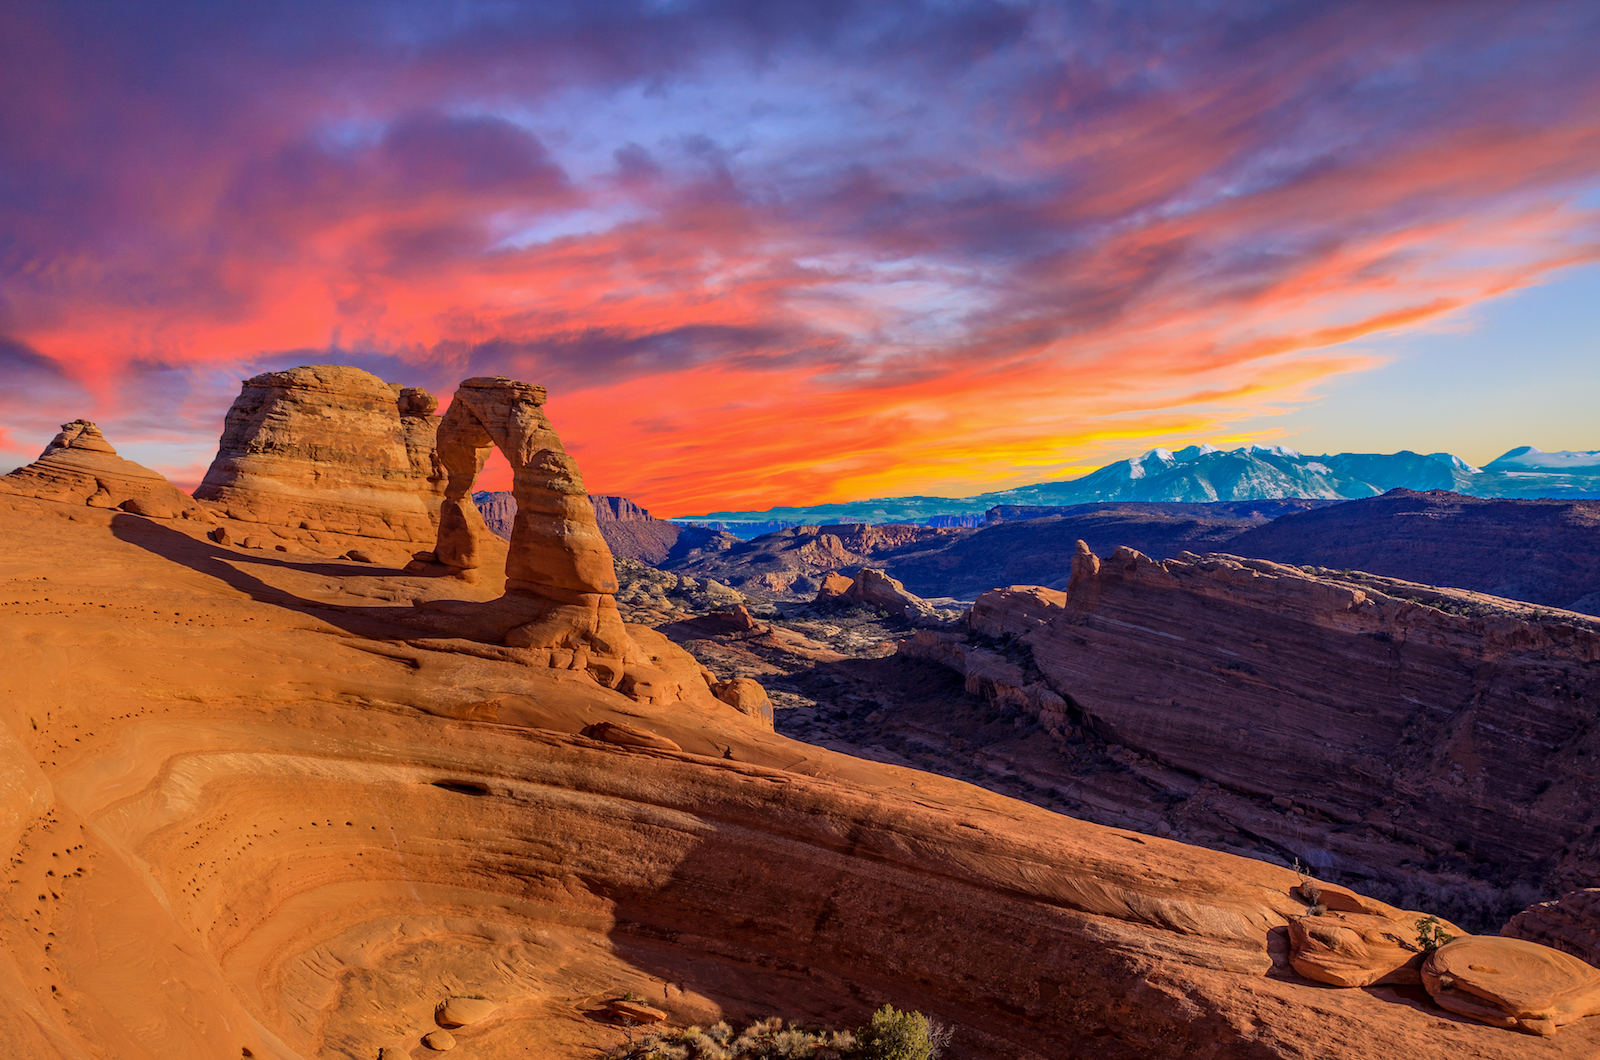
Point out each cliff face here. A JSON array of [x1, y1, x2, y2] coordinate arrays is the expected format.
[[194, 365, 445, 541], [906, 547, 1600, 923]]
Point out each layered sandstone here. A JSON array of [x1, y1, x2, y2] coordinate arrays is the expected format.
[[903, 544, 1600, 925], [428, 377, 632, 668], [2, 492, 1592, 1058], [194, 365, 445, 541], [1504, 890, 1600, 968], [0, 420, 209, 518], [813, 566, 937, 620]]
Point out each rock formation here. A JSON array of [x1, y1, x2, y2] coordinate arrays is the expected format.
[[429, 376, 632, 664], [194, 365, 445, 541], [0, 420, 209, 518], [902, 543, 1600, 928], [813, 567, 936, 620], [668, 522, 956, 597], [1421, 935, 1600, 1036], [3, 464, 1598, 1055], [1504, 890, 1600, 968]]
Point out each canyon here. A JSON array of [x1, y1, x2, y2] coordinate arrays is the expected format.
[[1, 364, 1597, 1057]]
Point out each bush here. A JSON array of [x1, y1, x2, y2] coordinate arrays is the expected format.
[[604, 1009, 947, 1060], [855, 1005, 949, 1060], [1415, 916, 1454, 953]]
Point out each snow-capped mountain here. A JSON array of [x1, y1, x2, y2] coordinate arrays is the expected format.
[[678, 443, 1600, 535]]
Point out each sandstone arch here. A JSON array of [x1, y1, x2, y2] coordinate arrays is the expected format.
[[431, 376, 630, 659]]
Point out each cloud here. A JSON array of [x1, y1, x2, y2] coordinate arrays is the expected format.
[[2, 0, 1599, 511]]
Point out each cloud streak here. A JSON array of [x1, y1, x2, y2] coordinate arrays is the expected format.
[[2, 1, 1598, 510]]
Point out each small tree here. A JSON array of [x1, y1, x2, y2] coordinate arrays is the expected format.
[[855, 1005, 948, 1060], [1415, 916, 1454, 953]]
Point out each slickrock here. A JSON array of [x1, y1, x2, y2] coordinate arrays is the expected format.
[[1504, 890, 1600, 968], [194, 365, 445, 541], [0, 420, 208, 518], [1, 490, 1594, 1058], [1422, 935, 1600, 1035]]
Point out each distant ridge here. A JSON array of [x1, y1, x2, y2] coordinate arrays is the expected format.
[[678, 444, 1600, 537]]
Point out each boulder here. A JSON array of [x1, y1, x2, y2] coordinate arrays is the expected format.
[[815, 571, 854, 599], [1503, 890, 1600, 969], [435, 996, 497, 1027], [422, 1028, 456, 1050], [1288, 911, 1430, 987], [713, 677, 774, 727], [194, 365, 444, 541], [1422, 935, 1600, 1036], [0, 420, 207, 518]]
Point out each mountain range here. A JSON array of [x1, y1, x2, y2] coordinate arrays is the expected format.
[[678, 444, 1600, 536]]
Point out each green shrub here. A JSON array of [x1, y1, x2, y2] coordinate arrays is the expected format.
[[1415, 916, 1454, 953], [854, 1005, 948, 1060]]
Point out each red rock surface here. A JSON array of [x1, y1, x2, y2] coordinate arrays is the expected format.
[[1504, 890, 1600, 969], [5, 490, 1594, 1056], [194, 365, 445, 541], [1422, 935, 1600, 1035], [903, 544, 1600, 927], [1, 419, 210, 519]]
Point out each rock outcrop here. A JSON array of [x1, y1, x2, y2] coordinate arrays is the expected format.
[[901, 542, 1600, 928], [1504, 890, 1600, 969], [667, 522, 956, 597], [429, 377, 631, 664], [814, 567, 936, 620], [194, 365, 445, 541], [1422, 935, 1600, 1036], [0, 420, 209, 518]]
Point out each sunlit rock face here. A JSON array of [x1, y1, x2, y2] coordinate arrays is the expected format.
[[0, 419, 208, 519], [195, 365, 445, 541]]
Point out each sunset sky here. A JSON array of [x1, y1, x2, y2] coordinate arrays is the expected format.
[[3, 1, 1598, 515]]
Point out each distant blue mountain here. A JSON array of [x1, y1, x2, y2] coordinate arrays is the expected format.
[[676, 444, 1600, 537]]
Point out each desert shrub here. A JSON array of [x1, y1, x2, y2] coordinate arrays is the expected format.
[[855, 1005, 948, 1060], [1415, 916, 1454, 953], [606, 1010, 941, 1060]]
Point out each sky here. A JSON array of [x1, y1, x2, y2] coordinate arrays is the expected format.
[[2, 1, 1598, 516]]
